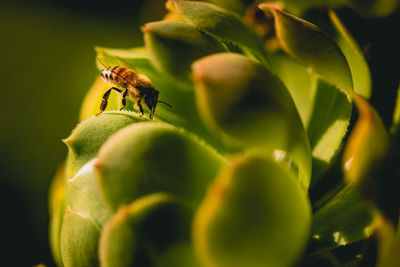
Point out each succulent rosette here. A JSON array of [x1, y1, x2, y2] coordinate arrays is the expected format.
[[49, 0, 400, 266]]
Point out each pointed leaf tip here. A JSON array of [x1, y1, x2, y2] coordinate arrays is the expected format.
[[343, 95, 389, 197], [144, 20, 225, 84], [259, 4, 353, 99]]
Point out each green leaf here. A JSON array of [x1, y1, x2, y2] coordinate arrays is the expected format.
[[66, 160, 112, 228], [267, 51, 316, 127], [311, 184, 374, 250], [60, 160, 113, 267], [64, 112, 141, 175], [60, 210, 101, 267], [192, 53, 311, 188], [143, 20, 226, 85], [172, 0, 268, 65], [268, 52, 352, 182], [377, 218, 400, 267], [99, 193, 198, 267], [193, 154, 311, 267], [307, 77, 352, 181], [329, 10, 372, 99], [342, 95, 390, 200], [260, 4, 353, 100], [95, 122, 225, 211]]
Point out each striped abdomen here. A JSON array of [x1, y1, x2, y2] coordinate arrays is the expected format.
[[100, 66, 136, 88]]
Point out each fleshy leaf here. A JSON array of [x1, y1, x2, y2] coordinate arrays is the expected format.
[[60, 209, 101, 267], [95, 122, 225, 211], [267, 51, 315, 127], [307, 77, 352, 181], [143, 20, 225, 85], [376, 217, 400, 267], [172, 0, 268, 65], [48, 164, 67, 267], [60, 160, 113, 267], [193, 154, 311, 267], [267, 52, 352, 183], [192, 53, 311, 188], [343, 95, 389, 194], [329, 10, 372, 99], [99, 193, 198, 267], [66, 160, 112, 228], [64, 112, 141, 175], [260, 4, 353, 100], [343, 95, 390, 198], [311, 184, 374, 250]]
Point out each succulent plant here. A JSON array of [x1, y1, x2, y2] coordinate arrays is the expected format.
[[49, 0, 400, 266]]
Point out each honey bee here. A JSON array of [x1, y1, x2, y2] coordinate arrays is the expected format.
[[96, 58, 171, 119]]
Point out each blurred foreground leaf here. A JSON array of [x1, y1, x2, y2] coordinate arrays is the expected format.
[[260, 4, 353, 100], [343, 95, 390, 201], [194, 154, 311, 267]]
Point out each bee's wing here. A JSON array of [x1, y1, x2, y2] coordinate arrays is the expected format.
[[116, 56, 138, 74], [97, 57, 108, 69]]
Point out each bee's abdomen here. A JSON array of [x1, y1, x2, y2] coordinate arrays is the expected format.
[[101, 66, 134, 86]]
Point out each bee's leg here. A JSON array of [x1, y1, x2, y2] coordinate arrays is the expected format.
[[149, 106, 155, 120], [96, 87, 122, 116], [119, 89, 128, 111], [137, 99, 144, 118]]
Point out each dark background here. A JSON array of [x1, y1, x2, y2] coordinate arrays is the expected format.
[[0, 0, 164, 265], [0, 0, 398, 266]]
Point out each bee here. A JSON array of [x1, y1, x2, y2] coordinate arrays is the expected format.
[[96, 58, 171, 119]]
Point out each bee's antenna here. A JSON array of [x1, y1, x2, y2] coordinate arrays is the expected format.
[[157, 100, 173, 109], [97, 57, 107, 68]]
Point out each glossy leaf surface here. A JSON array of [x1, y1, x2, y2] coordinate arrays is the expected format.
[[311, 185, 373, 250], [343, 95, 390, 193], [260, 4, 353, 100], [143, 20, 226, 84], [329, 10, 371, 99], [193, 154, 311, 267], [64, 112, 140, 175], [99, 193, 197, 267], [192, 53, 311, 188], [173, 0, 268, 64], [95, 122, 225, 210]]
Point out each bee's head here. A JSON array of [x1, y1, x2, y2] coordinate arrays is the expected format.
[[144, 88, 159, 120]]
